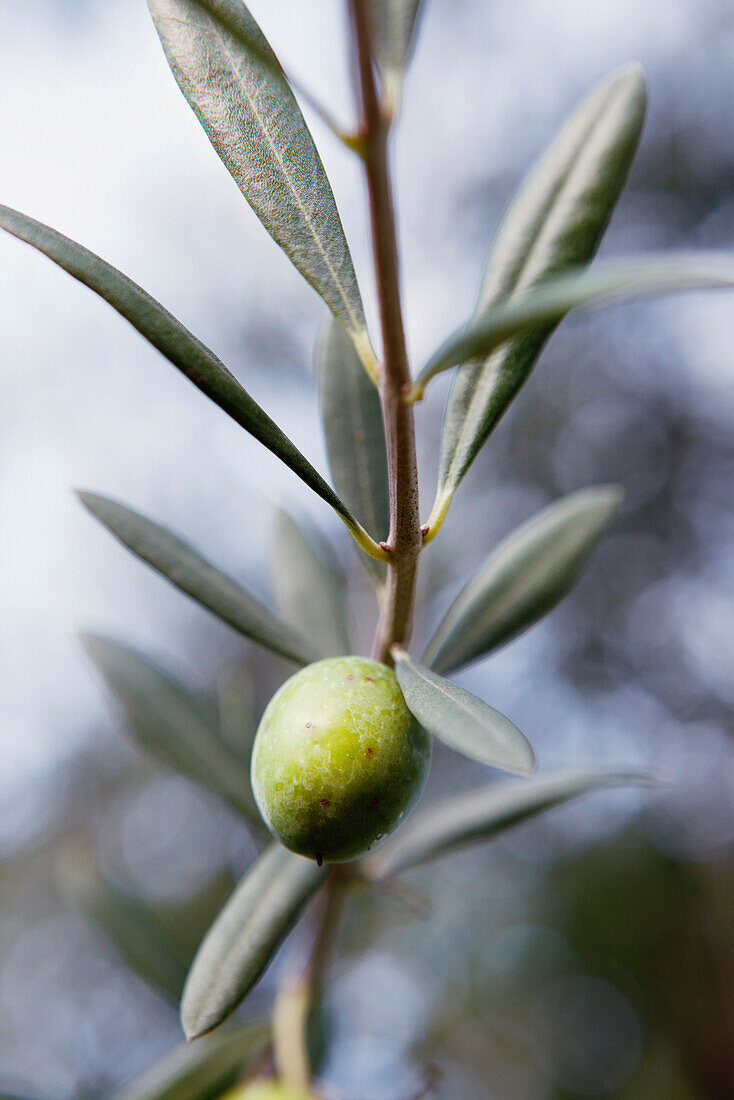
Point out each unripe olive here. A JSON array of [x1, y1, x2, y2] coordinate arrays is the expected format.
[[251, 657, 431, 864]]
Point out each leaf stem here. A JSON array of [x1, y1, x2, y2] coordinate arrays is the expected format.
[[348, 0, 422, 664], [272, 869, 346, 1090]]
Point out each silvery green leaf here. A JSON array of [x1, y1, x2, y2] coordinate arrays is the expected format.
[[367, 1, 425, 98], [424, 486, 623, 674], [273, 510, 352, 658], [420, 254, 734, 382], [60, 848, 190, 1003], [369, 770, 649, 877], [165, 870, 240, 964], [148, 0, 376, 375], [217, 666, 257, 758], [182, 844, 326, 1039], [393, 650, 535, 775], [112, 1022, 269, 1100], [317, 317, 390, 559], [82, 634, 263, 828], [79, 492, 318, 666], [432, 64, 646, 529], [0, 206, 377, 548]]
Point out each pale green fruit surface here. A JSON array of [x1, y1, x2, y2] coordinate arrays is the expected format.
[[251, 657, 431, 863]]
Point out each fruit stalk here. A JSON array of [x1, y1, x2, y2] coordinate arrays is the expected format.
[[273, 871, 346, 1091], [348, 0, 422, 663]]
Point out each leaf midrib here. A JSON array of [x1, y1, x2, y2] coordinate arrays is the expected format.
[[344, 350, 384, 539], [402, 656, 508, 742], [433, 514, 598, 665], [441, 86, 617, 495], [186, 7, 365, 340], [191, 852, 311, 1023]]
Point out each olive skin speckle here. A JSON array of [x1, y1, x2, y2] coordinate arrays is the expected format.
[[250, 656, 431, 863]]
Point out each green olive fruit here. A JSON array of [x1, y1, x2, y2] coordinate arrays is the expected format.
[[221, 1080, 316, 1100], [251, 656, 431, 864]]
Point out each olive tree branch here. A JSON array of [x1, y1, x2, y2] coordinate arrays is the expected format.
[[274, 11, 423, 1084], [348, 0, 422, 663]]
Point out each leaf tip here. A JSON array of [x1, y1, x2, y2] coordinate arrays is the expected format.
[[609, 60, 648, 121], [602, 59, 647, 104], [75, 487, 99, 509], [76, 488, 115, 524], [181, 1001, 217, 1043], [590, 482, 625, 516], [78, 631, 104, 659], [79, 634, 125, 684], [618, 59, 647, 89], [519, 743, 538, 777]]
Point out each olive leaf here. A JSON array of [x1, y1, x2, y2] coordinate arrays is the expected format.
[[181, 844, 326, 1039], [392, 650, 535, 775], [79, 492, 318, 666], [147, 0, 378, 380], [317, 316, 390, 574], [424, 486, 623, 674], [430, 64, 646, 532], [82, 634, 263, 829], [419, 254, 734, 384], [216, 665, 257, 758], [164, 870, 241, 966], [368, 770, 651, 877], [273, 510, 352, 658], [367, 0, 425, 108], [59, 847, 191, 1003], [0, 206, 383, 557], [112, 1021, 269, 1100]]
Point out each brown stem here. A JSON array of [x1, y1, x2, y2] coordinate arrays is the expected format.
[[348, 0, 421, 664]]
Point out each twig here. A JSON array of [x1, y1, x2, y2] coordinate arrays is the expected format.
[[348, 0, 422, 663], [272, 870, 347, 1090], [285, 65, 359, 150]]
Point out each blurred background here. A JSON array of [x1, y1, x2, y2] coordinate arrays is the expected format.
[[2, 1, 734, 1097]]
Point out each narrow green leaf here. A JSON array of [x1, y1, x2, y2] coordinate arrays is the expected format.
[[317, 317, 389, 578], [82, 634, 263, 828], [431, 64, 646, 530], [60, 848, 190, 1003], [0, 206, 382, 551], [420, 254, 734, 383], [162, 870, 240, 965], [181, 844, 326, 1039], [273, 510, 351, 658], [367, 1, 425, 104], [368, 770, 650, 877], [217, 666, 257, 758], [112, 1022, 269, 1100], [424, 486, 623, 674], [147, 0, 377, 377], [79, 492, 318, 666], [393, 650, 535, 775]]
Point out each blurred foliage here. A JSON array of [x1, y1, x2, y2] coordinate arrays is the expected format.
[[2, 1, 734, 1098]]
